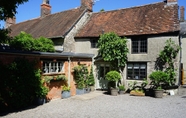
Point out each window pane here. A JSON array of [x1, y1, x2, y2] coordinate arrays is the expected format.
[[132, 40, 139, 53], [127, 63, 147, 80], [140, 39, 147, 53]]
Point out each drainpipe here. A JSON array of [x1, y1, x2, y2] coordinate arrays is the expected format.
[[68, 57, 71, 87], [178, 35, 182, 86]]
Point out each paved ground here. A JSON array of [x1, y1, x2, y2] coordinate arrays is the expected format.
[[1, 90, 186, 118]]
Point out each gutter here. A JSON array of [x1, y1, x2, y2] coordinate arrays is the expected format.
[[68, 57, 71, 87]]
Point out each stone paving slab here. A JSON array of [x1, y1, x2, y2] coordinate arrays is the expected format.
[[71, 91, 104, 100]]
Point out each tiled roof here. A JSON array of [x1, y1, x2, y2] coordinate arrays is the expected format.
[[76, 2, 180, 38], [9, 8, 86, 38]]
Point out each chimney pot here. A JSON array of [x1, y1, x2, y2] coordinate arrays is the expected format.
[[166, 0, 177, 5], [41, 0, 51, 17], [180, 6, 185, 22], [81, 0, 93, 12]]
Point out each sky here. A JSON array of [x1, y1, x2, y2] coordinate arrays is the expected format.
[[0, 0, 185, 27]]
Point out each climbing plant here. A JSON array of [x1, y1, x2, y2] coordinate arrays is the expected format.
[[97, 32, 129, 86], [158, 39, 180, 86]]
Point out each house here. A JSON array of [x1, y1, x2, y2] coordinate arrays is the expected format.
[[75, 0, 181, 89], [3, 0, 95, 99], [180, 6, 186, 84], [7, 0, 183, 91]]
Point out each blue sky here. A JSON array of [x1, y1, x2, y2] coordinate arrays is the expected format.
[[0, 0, 185, 27]]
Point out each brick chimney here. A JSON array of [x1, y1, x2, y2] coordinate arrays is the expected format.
[[166, 0, 177, 5], [5, 16, 16, 28], [180, 6, 185, 22], [41, 0, 51, 17], [81, 0, 93, 12]]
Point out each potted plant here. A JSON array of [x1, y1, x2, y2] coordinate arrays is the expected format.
[[105, 70, 121, 96], [61, 85, 71, 99], [87, 66, 95, 92], [149, 71, 168, 98], [73, 65, 89, 95], [36, 85, 49, 105], [118, 85, 125, 94]]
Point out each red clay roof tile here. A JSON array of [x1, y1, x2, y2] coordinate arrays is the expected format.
[[76, 2, 180, 37]]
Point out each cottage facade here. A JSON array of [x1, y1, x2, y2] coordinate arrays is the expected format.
[[7, 0, 184, 90]]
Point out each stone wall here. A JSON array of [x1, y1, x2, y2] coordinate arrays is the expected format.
[[63, 11, 92, 52], [74, 36, 180, 88]]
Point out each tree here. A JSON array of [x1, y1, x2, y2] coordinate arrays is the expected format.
[[97, 32, 129, 86], [0, 0, 28, 21], [0, 0, 28, 43], [10, 31, 55, 52]]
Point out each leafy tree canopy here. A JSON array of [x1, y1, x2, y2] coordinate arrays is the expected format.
[[0, 0, 28, 43], [97, 32, 129, 69], [10, 31, 55, 52], [0, 0, 28, 21]]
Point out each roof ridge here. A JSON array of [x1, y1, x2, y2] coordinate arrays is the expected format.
[[40, 7, 81, 19], [93, 1, 165, 14]]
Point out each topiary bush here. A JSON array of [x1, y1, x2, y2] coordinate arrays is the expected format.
[[149, 71, 169, 89], [105, 70, 121, 88]]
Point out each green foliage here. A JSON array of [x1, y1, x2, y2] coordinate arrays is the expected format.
[[34, 37, 55, 52], [100, 9, 105, 12], [158, 39, 180, 86], [9, 31, 55, 52], [0, 58, 48, 111], [128, 79, 148, 91], [97, 32, 129, 69], [86, 66, 95, 86], [44, 75, 67, 83], [105, 70, 121, 82], [0, 0, 28, 43], [61, 85, 70, 92], [149, 71, 169, 89], [73, 65, 89, 89], [119, 85, 125, 91], [0, 28, 12, 43], [0, 0, 28, 21]]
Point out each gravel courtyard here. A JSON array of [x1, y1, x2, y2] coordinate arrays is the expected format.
[[1, 91, 186, 118]]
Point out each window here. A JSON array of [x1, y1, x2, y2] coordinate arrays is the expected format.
[[132, 38, 147, 53], [42, 60, 64, 74], [127, 63, 147, 80], [90, 39, 98, 48]]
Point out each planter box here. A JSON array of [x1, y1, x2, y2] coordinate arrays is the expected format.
[[76, 88, 84, 95], [111, 88, 118, 96], [62, 91, 71, 99], [36, 98, 46, 105], [154, 89, 163, 98], [84, 88, 90, 93], [130, 90, 145, 96]]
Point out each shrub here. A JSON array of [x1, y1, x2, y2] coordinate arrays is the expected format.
[[119, 85, 125, 91], [105, 70, 121, 82], [86, 66, 95, 86], [149, 71, 169, 89], [73, 65, 89, 89], [0, 58, 48, 111]]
